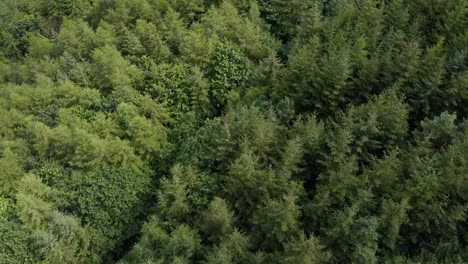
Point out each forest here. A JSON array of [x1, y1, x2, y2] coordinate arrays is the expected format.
[[0, 0, 467, 263]]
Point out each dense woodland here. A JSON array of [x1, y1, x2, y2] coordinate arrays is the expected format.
[[0, 0, 467, 263]]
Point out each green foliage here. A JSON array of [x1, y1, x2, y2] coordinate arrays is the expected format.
[[165, 225, 201, 260], [0, 1, 40, 59], [210, 40, 248, 108], [33, 210, 92, 264], [259, 0, 315, 40], [282, 234, 331, 264], [34, 0, 90, 22], [115, 102, 168, 159], [379, 198, 409, 250], [55, 19, 95, 59], [16, 174, 54, 229], [157, 165, 192, 222], [198, 197, 233, 243], [0, 149, 25, 197], [176, 118, 224, 169], [345, 89, 408, 160], [134, 19, 170, 61], [74, 168, 150, 255], [118, 218, 201, 264], [0, 0, 467, 263], [157, 165, 219, 222], [0, 220, 36, 264], [251, 194, 302, 250], [225, 150, 274, 218], [204, 230, 250, 263], [149, 63, 193, 112], [0, 197, 10, 222], [418, 112, 458, 148], [285, 35, 350, 115], [92, 45, 141, 92]]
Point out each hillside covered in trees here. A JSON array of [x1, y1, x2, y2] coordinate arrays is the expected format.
[[0, 0, 467, 263]]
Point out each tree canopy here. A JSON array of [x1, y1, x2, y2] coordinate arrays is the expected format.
[[0, 0, 467, 263]]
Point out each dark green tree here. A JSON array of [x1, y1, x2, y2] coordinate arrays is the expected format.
[[73, 168, 150, 257], [209, 40, 248, 109]]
